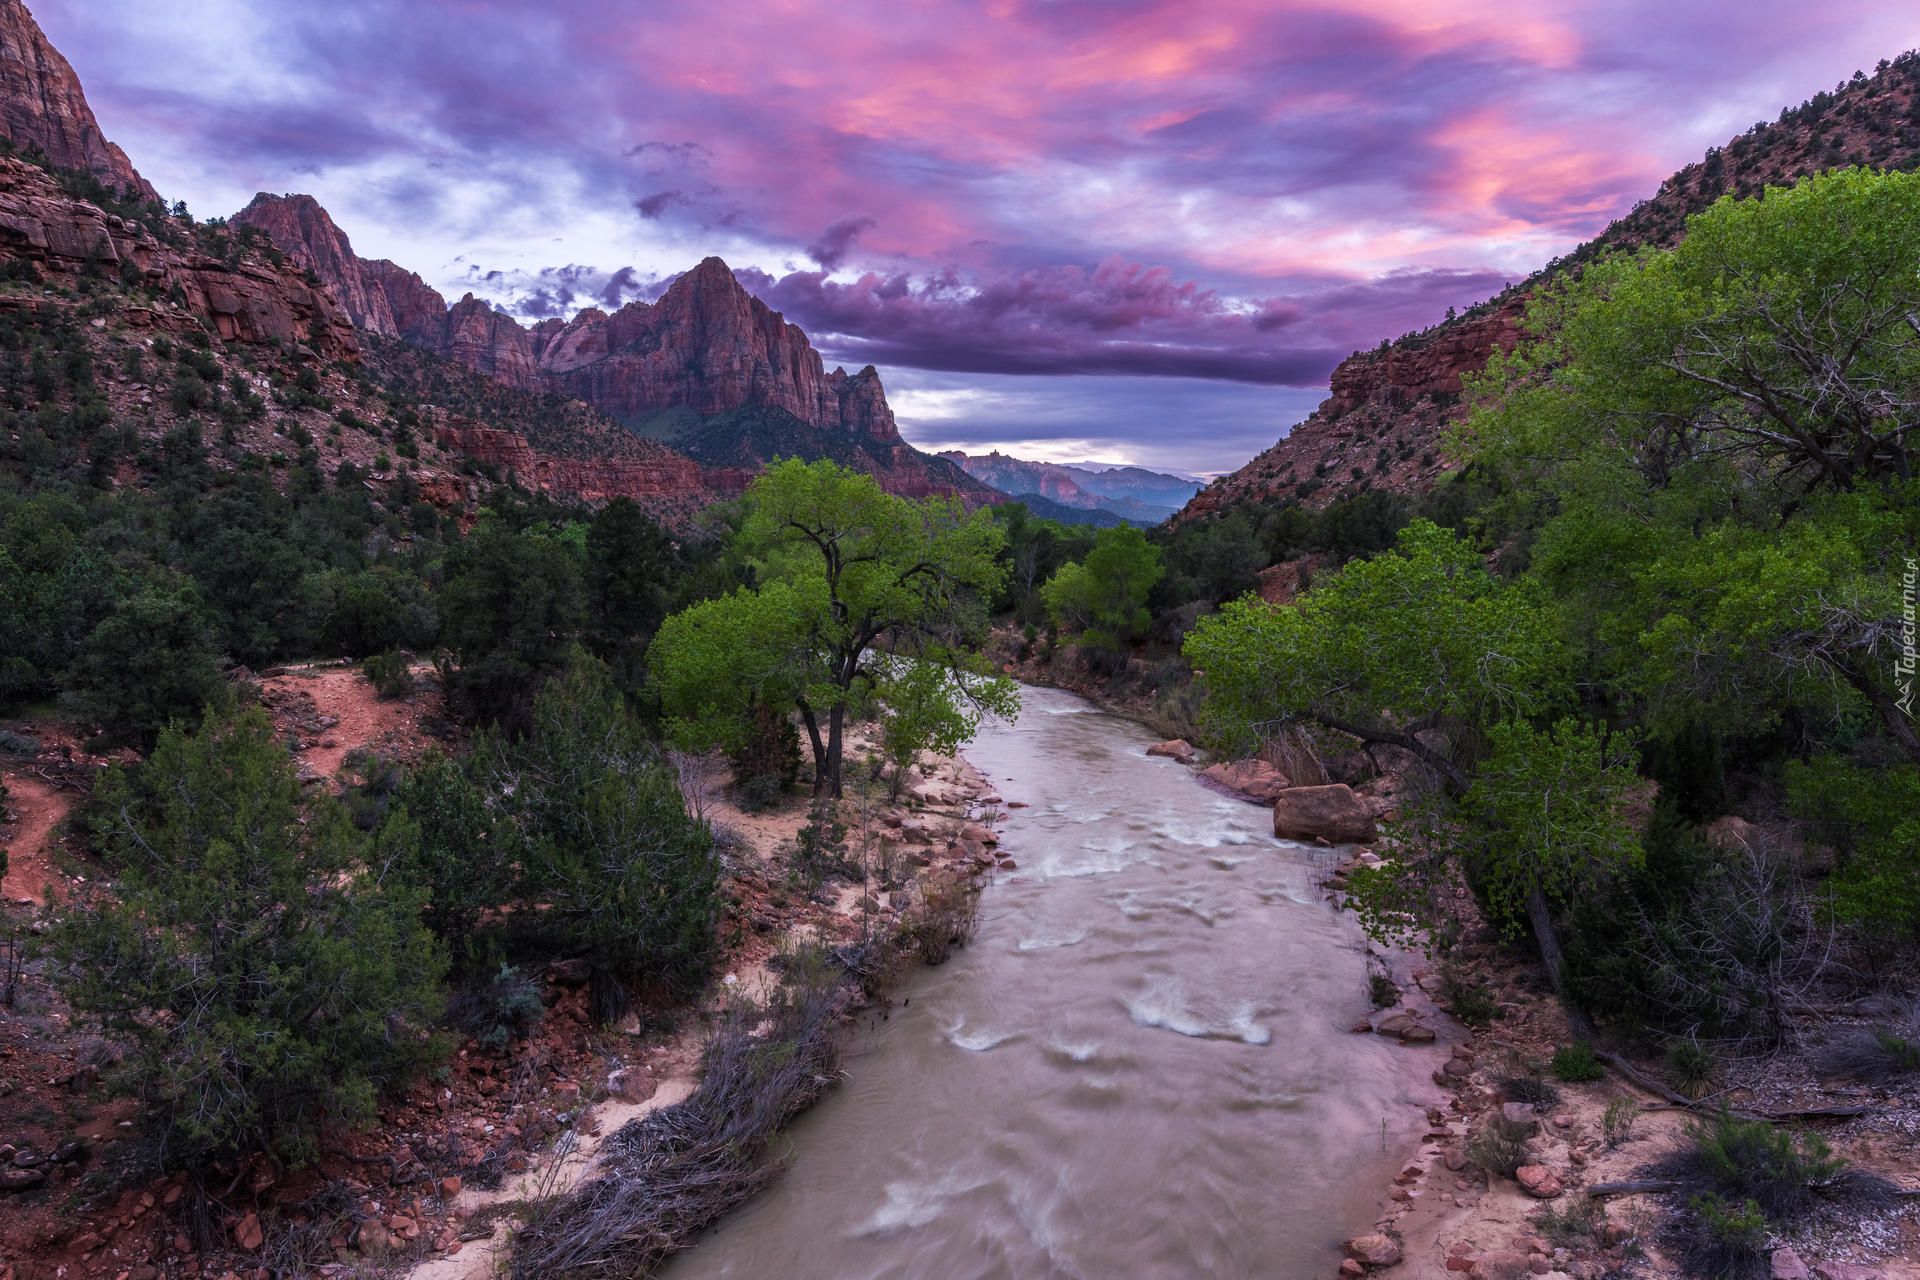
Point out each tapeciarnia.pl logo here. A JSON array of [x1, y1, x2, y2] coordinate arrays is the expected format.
[[1900, 557, 1916, 718]]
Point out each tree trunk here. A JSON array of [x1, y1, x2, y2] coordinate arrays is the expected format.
[[1526, 883, 1597, 1041], [797, 699, 830, 796], [824, 703, 845, 799]]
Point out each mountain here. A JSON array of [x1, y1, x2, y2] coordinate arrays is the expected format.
[[1004, 493, 1130, 528], [0, 0, 157, 202], [940, 449, 1196, 524], [1178, 52, 1920, 524], [232, 195, 998, 506]]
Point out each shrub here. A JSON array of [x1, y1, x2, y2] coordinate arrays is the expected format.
[[1468, 1113, 1534, 1178], [1531, 1194, 1603, 1249], [895, 868, 982, 967], [1499, 1067, 1561, 1108], [448, 964, 546, 1050], [1369, 972, 1399, 1008], [1679, 1193, 1769, 1280], [49, 708, 446, 1169], [737, 774, 782, 813], [497, 656, 722, 995], [1658, 1110, 1855, 1226], [1817, 1027, 1920, 1084], [1667, 1036, 1718, 1099], [362, 650, 413, 700], [1602, 1094, 1639, 1147], [1439, 966, 1502, 1026], [1551, 1040, 1605, 1082], [389, 747, 514, 959]]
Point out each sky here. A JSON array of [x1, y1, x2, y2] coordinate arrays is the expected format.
[[32, 0, 1920, 473]]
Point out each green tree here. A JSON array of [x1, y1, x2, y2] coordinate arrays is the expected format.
[[871, 653, 1019, 799], [654, 459, 1007, 797], [495, 657, 722, 992], [438, 517, 585, 730], [68, 583, 226, 749], [51, 708, 445, 1168], [1042, 525, 1163, 662], [583, 497, 677, 684]]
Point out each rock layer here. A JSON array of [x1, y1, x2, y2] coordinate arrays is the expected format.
[[0, 0, 157, 201], [0, 157, 356, 359]]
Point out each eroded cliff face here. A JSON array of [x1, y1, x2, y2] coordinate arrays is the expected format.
[[0, 157, 357, 359], [431, 420, 748, 516], [233, 193, 399, 336], [0, 0, 157, 202]]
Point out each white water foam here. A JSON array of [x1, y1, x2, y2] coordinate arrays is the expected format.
[[1120, 978, 1272, 1045], [944, 1017, 1020, 1052]]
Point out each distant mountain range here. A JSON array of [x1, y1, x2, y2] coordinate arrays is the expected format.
[[939, 451, 1202, 525]]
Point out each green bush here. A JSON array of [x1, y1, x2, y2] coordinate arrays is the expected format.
[[1551, 1040, 1605, 1082], [449, 964, 546, 1050], [492, 656, 722, 995], [363, 650, 414, 700], [738, 774, 783, 813], [1468, 1113, 1533, 1178], [1667, 1036, 1718, 1099], [388, 747, 514, 959], [1680, 1193, 1769, 1280], [49, 707, 446, 1168], [1440, 967, 1501, 1026], [1682, 1110, 1846, 1222], [1368, 971, 1398, 1008]]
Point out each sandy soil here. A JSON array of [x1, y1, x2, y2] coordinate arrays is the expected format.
[[0, 769, 81, 906]]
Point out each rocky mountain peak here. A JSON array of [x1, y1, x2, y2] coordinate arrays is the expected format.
[[0, 0, 157, 201]]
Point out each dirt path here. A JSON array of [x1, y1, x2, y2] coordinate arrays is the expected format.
[[258, 662, 443, 782], [1, 769, 81, 905]]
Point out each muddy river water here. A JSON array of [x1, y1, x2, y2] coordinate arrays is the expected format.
[[664, 684, 1439, 1279]]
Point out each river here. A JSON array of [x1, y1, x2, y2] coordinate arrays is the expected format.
[[662, 683, 1440, 1279]]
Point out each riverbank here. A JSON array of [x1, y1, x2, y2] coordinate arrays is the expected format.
[[391, 725, 1012, 1280]]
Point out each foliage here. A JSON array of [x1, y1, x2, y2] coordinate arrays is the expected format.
[[1042, 524, 1163, 659], [493, 655, 722, 993], [1667, 1036, 1719, 1099], [1467, 1113, 1534, 1178], [447, 964, 547, 1051], [1602, 1094, 1639, 1147], [1368, 971, 1398, 1008], [1550, 1040, 1605, 1082], [438, 516, 585, 731], [49, 708, 446, 1168], [1679, 1194, 1769, 1280], [67, 586, 227, 750], [652, 460, 1008, 797], [362, 650, 414, 699], [387, 747, 513, 959], [871, 653, 1018, 799]]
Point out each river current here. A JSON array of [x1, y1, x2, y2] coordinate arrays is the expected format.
[[664, 683, 1436, 1279]]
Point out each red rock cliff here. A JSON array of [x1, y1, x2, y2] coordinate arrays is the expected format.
[[0, 0, 157, 202], [233, 193, 398, 335], [0, 156, 356, 359]]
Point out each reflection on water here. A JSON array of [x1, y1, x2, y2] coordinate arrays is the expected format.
[[663, 684, 1436, 1280]]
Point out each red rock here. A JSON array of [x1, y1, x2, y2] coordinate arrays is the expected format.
[[1514, 1165, 1563, 1199], [1272, 784, 1377, 844], [1339, 1262, 1366, 1278], [1770, 1249, 1809, 1280], [1447, 1258, 1476, 1272], [1146, 739, 1197, 764], [0, 0, 157, 200], [232, 1213, 264, 1251], [1471, 1251, 1533, 1280], [1341, 1234, 1402, 1267], [1199, 759, 1291, 803]]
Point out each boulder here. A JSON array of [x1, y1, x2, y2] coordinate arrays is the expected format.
[[233, 1212, 265, 1251], [1770, 1248, 1810, 1280], [0, 1167, 45, 1194], [1272, 784, 1377, 844], [1145, 739, 1196, 764], [1372, 1011, 1436, 1042], [1199, 759, 1290, 803], [1472, 1251, 1533, 1280], [607, 1067, 657, 1104], [1514, 1165, 1563, 1198], [1341, 1233, 1402, 1267], [1500, 1102, 1541, 1135]]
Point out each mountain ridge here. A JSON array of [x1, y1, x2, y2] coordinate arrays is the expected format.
[[232, 194, 998, 507], [1177, 51, 1920, 525]]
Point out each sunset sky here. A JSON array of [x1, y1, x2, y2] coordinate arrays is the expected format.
[[35, 1, 1920, 471]]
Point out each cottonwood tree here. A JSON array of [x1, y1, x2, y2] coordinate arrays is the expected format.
[[1185, 521, 1640, 1010], [1041, 524, 1163, 666], [650, 459, 1009, 797], [1467, 167, 1920, 763]]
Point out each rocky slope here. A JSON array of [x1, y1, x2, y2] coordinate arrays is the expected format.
[[0, 156, 357, 359], [230, 194, 998, 505], [1179, 51, 1920, 523], [0, 0, 156, 202]]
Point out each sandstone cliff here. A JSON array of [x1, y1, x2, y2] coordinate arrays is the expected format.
[[0, 156, 356, 359], [0, 0, 157, 202], [226, 195, 1001, 505]]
